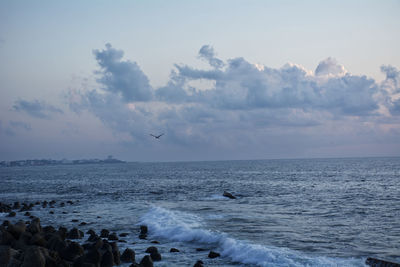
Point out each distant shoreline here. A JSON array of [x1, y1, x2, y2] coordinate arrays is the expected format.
[[0, 157, 125, 167]]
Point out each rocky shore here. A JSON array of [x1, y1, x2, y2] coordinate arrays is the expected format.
[[0, 201, 220, 267]]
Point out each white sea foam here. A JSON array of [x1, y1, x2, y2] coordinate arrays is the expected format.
[[139, 206, 365, 267]]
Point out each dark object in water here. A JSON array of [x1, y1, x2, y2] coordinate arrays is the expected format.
[[223, 191, 236, 199], [366, 257, 400, 267], [208, 251, 220, 258]]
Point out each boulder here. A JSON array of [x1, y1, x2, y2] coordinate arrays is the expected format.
[[120, 248, 135, 263], [8, 221, 27, 239], [139, 255, 153, 267], [0, 245, 18, 266], [365, 257, 400, 266], [193, 260, 204, 267], [223, 191, 236, 199], [83, 248, 102, 266], [150, 251, 161, 261], [30, 233, 47, 247], [46, 235, 67, 254], [100, 229, 109, 238], [0, 228, 15, 246], [170, 248, 180, 252], [27, 218, 42, 235], [100, 250, 114, 267], [119, 233, 129, 237], [108, 233, 118, 241], [86, 229, 96, 236], [21, 246, 46, 267], [140, 225, 148, 235], [67, 228, 83, 239], [12, 202, 21, 210], [208, 251, 220, 258], [7, 211, 16, 217], [145, 246, 158, 254], [0, 203, 12, 213], [61, 241, 84, 261]]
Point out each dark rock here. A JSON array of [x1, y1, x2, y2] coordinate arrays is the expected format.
[[193, 260, 204, 267], [86, 229, 96, 236], [119, 233, 129, 237], [21, 246, 46, 267], [196, 248, 207, 251], [0, 245, 18, 266], [109, 242, 120, 265], [150, 251, 161, 261], [30, 233, 47, 247], [61, 241, 84, 261], [8, 221, 27, 239], [0, 203, 12, 213], [42, 201, 48, 208], [150, 240, 159, 244], [0, 228, 15, 246], [140, 225, 148, 235], [121, 248, 135, 263], [24, 211, 31, 216], [2, 221, 10, 227], [87, 233, 99, 243], [47, 235, 67, 253], [100, 229, 109, 238], [14, 231, 32, 249], [58, 227, 68, 240], [139, 255, 153, 267], [12, 202, 21, 210], [42, 225, 56, 234], [100, 250, 114, 267], [79, 222, 87, 226], [60, 202, 65, 207], [27, 218, 42, 235], [145, 246, 158, 254], [67, 200, 74, 205], [35, 201, 41, 205], [7, 211, 16, 217], [366, 257, 400, 266], [72, 219, 79, 223], [50, 200, 56, 205], [139, 234, 147, 239], [108, 232, 118, 241], [208, 251, 220, 258], [49, 211, 54, 214], [67, 228, 83, 239], [170, 248, 180, 252], [83, 248, 102, 266], [62, 211, 68, 214], [223, 191, 236, 199]]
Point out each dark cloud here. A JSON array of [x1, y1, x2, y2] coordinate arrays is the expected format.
[[13, 99, 63, 119], [93, 43, 153, 102], [198, 45, 225, 69]]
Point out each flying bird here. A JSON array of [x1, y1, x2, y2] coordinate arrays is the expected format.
[[150, 133, 164, 139]]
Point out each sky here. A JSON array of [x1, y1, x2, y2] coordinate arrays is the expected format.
[[0, 0, 399, 161]]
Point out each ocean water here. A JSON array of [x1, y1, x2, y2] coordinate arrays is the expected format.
[[1, 157, 399, 266]]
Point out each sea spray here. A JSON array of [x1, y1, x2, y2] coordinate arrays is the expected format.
[[139, 206, 366, 267]]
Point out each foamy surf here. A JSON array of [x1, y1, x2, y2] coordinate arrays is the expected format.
[[139, 206, 365, 267]]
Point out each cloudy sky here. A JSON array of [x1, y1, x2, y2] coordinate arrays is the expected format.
[[0, 1, 399, 161]]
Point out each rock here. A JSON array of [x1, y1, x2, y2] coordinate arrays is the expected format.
[[208, 251, 220, 258], [85, 248, 102, 266], [150, 240, 159, 244], [30, 233, 47, 247], [145, 246, 158, 254], [86, 229, 96, 236], [47, 235, 67, 254], [67, 200, 74, 205], [61, 241, 84, 261], [139, 233, 147, 239], [139, 255, 153, 267], [42, 201, 48, 208], [71, 219, 79, 223], [14, 231, 32, 249], [42, 225, 56, 234], [120, 248, 135, 263], [0, 203, 12, 213], [100, 250, 114, 267], [7, 211, 16, 217], [170, 248, 180, 252], [58, 227, 68, 240], [0, 245, 18, 266], [140, 225, 148, 235], [8, 221, 27, 239], [223, 191, 236, 199], [108, 232, 118, 241], [150, 251, 162, 261], [119, 233, 129, 237], [196, 248, 207, 251], [79, 222, 87, 226], [1, 221, 10, 227], [366, 257, 400, 266], [12, 202, 21, 210], [193, 260, 204, 267], [60, 202, 65, 207], [24, 211, 31, 216], [110, 242, 120, 265], [49, 211, 54, 214], [100, 229, 109, 238], [0, 228, 16, 246], [87, 233, 99, 243], [67, 228, 83, 239], [21, 246, 46, 267], [26, 218, 42, 235]]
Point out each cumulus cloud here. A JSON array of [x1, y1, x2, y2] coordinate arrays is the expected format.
[[13, 99, 63, 119], [93, 43, 153, 102], [67, 43, 399, 152]]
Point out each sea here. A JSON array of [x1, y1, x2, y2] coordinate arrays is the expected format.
[[1, 157, 399, 266]]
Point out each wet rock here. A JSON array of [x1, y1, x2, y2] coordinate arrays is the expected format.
[[71, 219, 79, 223], [101, 250, 114, 267], [170, 248, 180, 252], [49, 211, 54, 214], [79, 222, 87, 226], [58, 227, 68, 240], [108, 232, 118, 241], [110, 242, 120, 265], [84, 249, 102, 266], [60, 202, 65, 207], [150, 251, 161, 261], [365, 257, 400, 266], [67, 200, 74, 205], [27, 218, 42, 235], [30, 233, 47, 247], [42, 201, 48, 208], [139, 233, 147, 239], [86, 229, 96, 236], [14, 231, 32, 249], [61, 241, 84, 261], [208, 251, 220, 258], [49, 200, 56, 206], [8, 221, 27, 239], [21, 246, 46, 267], [62, 211, 68, 214], [121, 248, 135, 263], [0, 228, 16, 246], [196, 248, 207, 251], [0, 203, 12, 213], [145, 246, 158, 254], [67, 228, 83, 239], [1, 221, 10, 227], [140, 225, 148, 235], [47, 235, 67, 254], [42, 225, 56, 234], [193, 260, 204, 267], [150, 240, 159, 244], [12, 202, 20, 210], [119, 233, 129, 237], [87, 233, 100, 243], [7, 211, 16, 217], [100, 229, 109, 238], [24, 211, 31, 216], [223, 191, 236, 199], [139, 255, 153, 267], [0, 245, 18, 266]]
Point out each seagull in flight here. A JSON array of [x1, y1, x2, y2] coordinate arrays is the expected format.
[[150, 133, 164, 139]]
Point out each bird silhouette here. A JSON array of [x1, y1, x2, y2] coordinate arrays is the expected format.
[[150, 133, 164, 139]]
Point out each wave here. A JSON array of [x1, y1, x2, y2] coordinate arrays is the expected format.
[[138, 206, 365, 267]]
